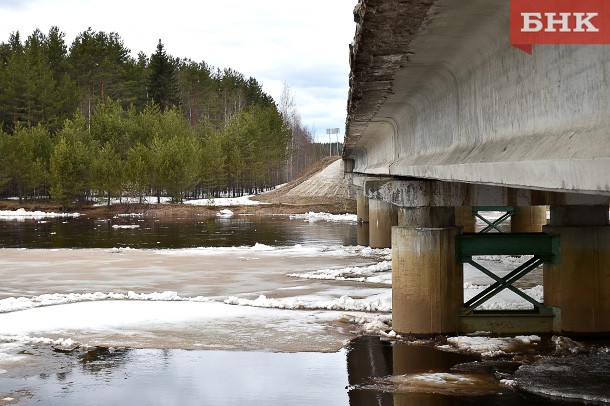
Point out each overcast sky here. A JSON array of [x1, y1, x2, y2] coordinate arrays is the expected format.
[[0, 0, 356, 142]]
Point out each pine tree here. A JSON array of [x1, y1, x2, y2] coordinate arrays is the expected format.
[[147, 40, 180, 111]]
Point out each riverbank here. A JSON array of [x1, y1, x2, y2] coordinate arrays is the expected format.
[[0, 158, 356, 218], [0, 199, 355, 219]]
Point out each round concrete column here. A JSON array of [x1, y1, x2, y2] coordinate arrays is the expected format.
[[357, 223, 370, 246], [511, 206, 548, 233], [392, 227, 463, 335], [455, 206, 476, 233], [543, 204, 610, 335], [356, 194, 369, 223], [368, 199, 397, 249], [543, 225, 610, 334]]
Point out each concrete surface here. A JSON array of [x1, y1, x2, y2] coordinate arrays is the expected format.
[[344, 0, 610, 196]]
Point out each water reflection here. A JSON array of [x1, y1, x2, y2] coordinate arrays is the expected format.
[[0, 216, 358, 249], [2, 348, 349, 406], [0, 337, 597, 405], [346, 336, 586, 406]]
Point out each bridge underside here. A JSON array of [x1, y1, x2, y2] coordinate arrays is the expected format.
[[344, 0, 610, 335], [345, 0, 609, 196]]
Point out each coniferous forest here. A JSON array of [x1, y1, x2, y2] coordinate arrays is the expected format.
[[0, 27, 323, 205]]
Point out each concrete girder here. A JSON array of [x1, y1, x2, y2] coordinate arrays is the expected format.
[[344, 0, 610, 196], [363, 177, 610, 208]]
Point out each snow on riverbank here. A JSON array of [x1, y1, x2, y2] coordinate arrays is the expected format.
[[0, 209, 80, 220], [93, 195, 266, 207], [185, 195, 266, 206]]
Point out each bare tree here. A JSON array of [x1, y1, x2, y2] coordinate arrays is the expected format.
[[279, 83, 317, 179]]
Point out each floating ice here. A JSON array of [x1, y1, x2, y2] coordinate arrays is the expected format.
[[0, 291, 190, 313], [0, 209, 80, 221], [216, 209, 234, 217], [515, 351, 610, 403], [289, 260, 392, 284], [442, 335, 541, 358], [224, 293, 392, 313], [367, 372, 503, 396], [289, 212, 358, 223]]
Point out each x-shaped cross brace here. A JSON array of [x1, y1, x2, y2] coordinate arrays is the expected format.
[[462, 256, 545, 314], [472, 206, 515, 233]]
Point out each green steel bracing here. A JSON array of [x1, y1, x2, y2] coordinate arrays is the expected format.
[[456, 233, 560, 262], [472, 206, 515, 233], [462, 257, 545, 314], [456, 233, 560, 315]]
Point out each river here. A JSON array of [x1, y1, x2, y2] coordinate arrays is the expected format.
[[0, 212, 608, 405]]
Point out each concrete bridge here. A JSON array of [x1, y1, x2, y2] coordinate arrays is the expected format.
[[343, 0, 610, 336]]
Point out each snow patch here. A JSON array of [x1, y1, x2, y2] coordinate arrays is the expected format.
[[338, 314, 392, 333], [224, 293, 392, 313], [289, 260, 392, 284], [156, 244, 390, 259], [111, 224, 140, 229], [0, 291, 198, 313], [443, 335, 541, 358], [185, 195, 266, 207], [464, 284, 544, 310], [0, 209, 80, 221], [216, 209, 234, 218]]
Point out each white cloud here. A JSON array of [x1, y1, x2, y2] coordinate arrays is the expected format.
[[0, 0, 356, 141]]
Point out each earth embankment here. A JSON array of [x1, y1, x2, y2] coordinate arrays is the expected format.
[[254, 157, 356, 213]]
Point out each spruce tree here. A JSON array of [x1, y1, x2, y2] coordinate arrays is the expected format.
[[147, 40, 180, 112]]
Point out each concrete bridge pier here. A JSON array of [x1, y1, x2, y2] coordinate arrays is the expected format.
[[356, 193, 370, 246], [368, 199, 398, 249], [543, 205, 610, 335], [455, 206, 476, 233], [356, 194, 369, 223], [512, 206, 548, 233], [392, 207, 463, 335]]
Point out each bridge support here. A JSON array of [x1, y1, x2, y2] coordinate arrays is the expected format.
[[392, 226, 463, 334], [455, 206, 476, 233], [361, 177, 610, 335], [356, 194, 369, 223], [544, 205, 610, 335], [392, 207, 462, 335], [356, 193, 371, 246], [512, 206, 548, 233], [369, 199, 397, 249]]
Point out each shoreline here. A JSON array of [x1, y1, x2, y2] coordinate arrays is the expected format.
[[0, 198, 357, 219]]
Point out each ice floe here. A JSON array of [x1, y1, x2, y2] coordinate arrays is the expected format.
[[111, 224, 140, 229], [0, 209, 80, 221], [224, 292, 392, 313], [289, 261, 392, 284], [289, 212, 358, 223], [440, 335, 541, 358]]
